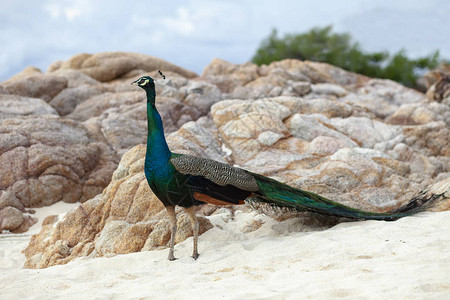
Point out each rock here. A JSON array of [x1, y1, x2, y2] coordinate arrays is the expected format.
[[204, 58, 424, 122], [0, 116, 118, 212], [180, 80, 222, 115], [65, 78, 207, 139], [167, 117, 225, 162], [50, 69, 99, 88], [258, 131, 284, 146], [202, 58, 259, 93], [0, 206, 23, 230], [66, 91, 145, 121], [54, 52, 198, 82], [358, 79, 424, 106], [60, 53, 93, 70], [426, 74, 450, 102], [418, 63, 450, 92], [0, 94, 58, 119], [287, 113, 353, 142], [47, 60, 63, 72], [49, 84, 112, 116], [70, 92, 202, 155], [342, 79, 425, 118], [387, 102, 450, 126], [401, 121, 450, 157], [274, 97, 354, 119], [23, 89, 450, 267], [310, 83, 348, 98], [390, 143, 439, 177], [1, 74, 68, 102], [83, 104, 147, 156], [0, 190, 25, 211], [0, 53, 221, 238], [0, 206, 37, 233], [327, 116, 401, 149], [211, 98, 292, 126], [156, 97, 204, 133], [24, 145, 213, 268], [307, 136, 356, 156], [208, 95, 448, 210], [290, 81, 311, 96], [2, 66, 42, 84], [212, 100, 291, 161], [202, 59, 368, 100], [304, 61, 368, 87], [424, 177, 450, 212]]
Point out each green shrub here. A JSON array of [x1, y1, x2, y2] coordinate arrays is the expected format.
[[252, 26, 442, 89]]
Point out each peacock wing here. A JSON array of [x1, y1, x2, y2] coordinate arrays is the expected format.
[[170, 154, 259, 192]]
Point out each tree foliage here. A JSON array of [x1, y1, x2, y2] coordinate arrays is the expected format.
[[252, 26, 442, 88]]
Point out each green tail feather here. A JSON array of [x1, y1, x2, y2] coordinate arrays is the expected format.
[[249, 172, 427, 221]]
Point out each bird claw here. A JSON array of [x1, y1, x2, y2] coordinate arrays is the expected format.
[[192, 253, 199, 260], [168, 254, 177, 261]]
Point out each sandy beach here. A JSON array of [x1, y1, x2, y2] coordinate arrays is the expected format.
[[1, 203, 449, 299]]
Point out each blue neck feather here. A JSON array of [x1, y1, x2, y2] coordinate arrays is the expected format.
[[145, 90, 171, 172]]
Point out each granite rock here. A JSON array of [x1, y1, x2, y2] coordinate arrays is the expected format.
[[24, 145, 213, 268], [0, 116, 118, 232], [2, 74, 68, 102], [49, 52, 198, 82], [0, 53, 224, 235], [0, 94, 58, 120]]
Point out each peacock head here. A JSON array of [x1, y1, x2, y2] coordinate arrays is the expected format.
[[131, 76, 155, 90]]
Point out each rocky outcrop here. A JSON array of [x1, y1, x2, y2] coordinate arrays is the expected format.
[[48, 52, 198, 82], [0, 116, 118, 232], [2, 74, 68, 102], [0, 52, 228, 233], [21, 117, 224, 267], [201, 58, 427, 119], [23, 144, 213, 268], [0, 94, 58, 120], [1, 53, 449, 266], [24, 93, 449, 268]]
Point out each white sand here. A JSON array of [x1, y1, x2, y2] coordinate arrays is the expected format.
[[1, 204, 449, 299], [0, 202, 80, 271]]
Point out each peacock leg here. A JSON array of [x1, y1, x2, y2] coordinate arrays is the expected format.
[[166, 206, 177, 261], [184, 206, 199, 260]]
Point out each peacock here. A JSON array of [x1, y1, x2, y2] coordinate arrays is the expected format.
[[132, 73, 429, 261]]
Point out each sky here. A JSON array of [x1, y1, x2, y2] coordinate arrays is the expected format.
[[1, 0, 449, 81]]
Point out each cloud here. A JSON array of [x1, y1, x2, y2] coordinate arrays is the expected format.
[[0, 0, 449, 81], [43, 0, 93, 21]]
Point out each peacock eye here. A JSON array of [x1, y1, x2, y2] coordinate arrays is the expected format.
[[139, 79, 146, 85]]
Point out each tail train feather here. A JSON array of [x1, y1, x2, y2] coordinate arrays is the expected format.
[[249, 172, 435, 221]]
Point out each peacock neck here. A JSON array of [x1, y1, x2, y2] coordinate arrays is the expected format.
[[145, 94, 171, 169]]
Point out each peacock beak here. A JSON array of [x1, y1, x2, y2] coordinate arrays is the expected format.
[[131, 79, 139, 86]]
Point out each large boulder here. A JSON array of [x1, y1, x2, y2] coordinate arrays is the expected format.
[[1, 74, 68, 102], [49, 52, 198, 82], [0, 94, 58, 120], [0, 116, 118, 233], [49, 84, 112, 116], [23, 144, 213, 268]]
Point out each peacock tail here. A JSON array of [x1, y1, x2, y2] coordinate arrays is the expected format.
[[248, 171, 423, 221]]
